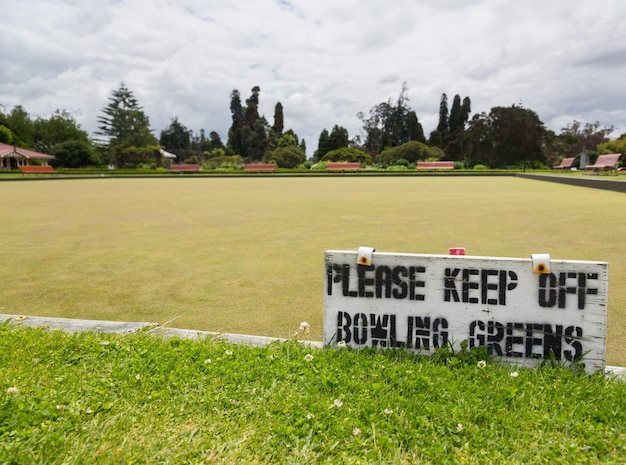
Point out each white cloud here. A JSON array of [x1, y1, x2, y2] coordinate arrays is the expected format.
[[2, 0, 625, 155]]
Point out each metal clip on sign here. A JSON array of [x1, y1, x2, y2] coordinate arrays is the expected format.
[[357, 246, 375, 266], [531, 253, 551, 274]]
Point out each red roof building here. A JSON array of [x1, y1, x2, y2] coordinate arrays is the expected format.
[[0, 143, 55, 170]]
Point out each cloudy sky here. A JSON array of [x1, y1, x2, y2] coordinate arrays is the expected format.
[[2, 0, 625, 153]]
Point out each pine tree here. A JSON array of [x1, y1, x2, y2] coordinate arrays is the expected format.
[[97, 82, 156, 151]]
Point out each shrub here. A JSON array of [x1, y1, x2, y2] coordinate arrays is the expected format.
[[321, 147, 372, 165], [262, 146, 306, 168], [377, 141, 443, 167]]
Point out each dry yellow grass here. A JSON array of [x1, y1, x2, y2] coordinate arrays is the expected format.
[[1, 176, 624, 364]]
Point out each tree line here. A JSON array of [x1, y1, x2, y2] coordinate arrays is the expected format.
[[1, 81, 624, 169]]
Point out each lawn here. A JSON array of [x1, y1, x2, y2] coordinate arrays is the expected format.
[[1, 176, 625, 365], [2, 324, 625, 464]]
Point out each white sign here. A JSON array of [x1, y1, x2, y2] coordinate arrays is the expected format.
[[324, 250, 608, 373]]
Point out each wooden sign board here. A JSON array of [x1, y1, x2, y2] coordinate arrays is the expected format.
[[324, 250, 608, 373]]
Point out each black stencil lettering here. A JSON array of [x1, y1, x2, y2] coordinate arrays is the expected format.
[[337, 264, 357, 297], [481, 269, 499, 305], [326, 265, 333, 296], [469, 320, 485, 348], [357, 264, 375, 298], [432, 318, 449, 348], [586, 273, 599, 299], [391, 266, 408, 300], [353, 313, 368, 345], [487, 321, 504, 356], [507, 271, 518, 291], [370, 314, 390, 347], [444, 268, 460, 302], [337, 311, 351, 343], [525, 323, 545, 359], [375, 265, 392, 298], [564, 326, 583, 361], [462, 269, 480, 304], [542, 324, 563, 360], [558, 272, 578, 309], [538, 273, 557, 308], [409, 266, 426, 301], [505, 322, 525, 357], [411, 316, 431, 350]]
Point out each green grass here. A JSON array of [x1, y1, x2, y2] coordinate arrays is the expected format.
[[1, 177, 625, 365], [1, 323, 625, 464]]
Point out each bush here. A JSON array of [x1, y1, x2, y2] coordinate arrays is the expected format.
[[262, 146, 306, 168], [202, 155, 244, 170], [321, 147, 372, 165], [377, 141, 443, 167]]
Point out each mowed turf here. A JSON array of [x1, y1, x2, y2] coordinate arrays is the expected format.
[[1, 176, 625, 365]]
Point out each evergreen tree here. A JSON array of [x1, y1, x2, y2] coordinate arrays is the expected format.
[[249, 86, 260, 105], [461, 97, 472, 126], [328, 125, 349, 151], [159, 117, 191, 161], [226, 86, 269, 161], [315, 129, 331, 160], [97, 82, 157, 164], [407, 111, 425, 143], [449, 94, 463, 133], [436, 93, 449, 133], [273, 102, 284, 136]]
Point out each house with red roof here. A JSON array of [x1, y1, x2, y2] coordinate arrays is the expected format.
[[0, 143, 55, 170]]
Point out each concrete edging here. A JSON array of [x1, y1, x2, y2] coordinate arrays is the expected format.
[[1, 313, 621, 378], [517, 173, 626, 193], [0, 314, 322, 349]]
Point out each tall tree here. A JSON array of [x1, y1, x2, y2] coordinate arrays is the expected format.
[[407, 111, 425, 143], [383, 82, 411, 147], [97, 82, 156, 160], [328, 125, 349, 151], [448, 94, 463, 133], [559, 120, 614, 157], [2, 105, 34, 147], [272, 102, 284, 136], [226, 86, 269, 161], [51, 140, 94, 168], [159, 117, 191, 161], [357, 82, 414, 157], [436, 93, 449, 133], [466, 104, 546, 168], [32, 109, 90, 155], [444, 95, 472, 160], [315, 129, 331, 161], [461, 97, 472, 126]]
